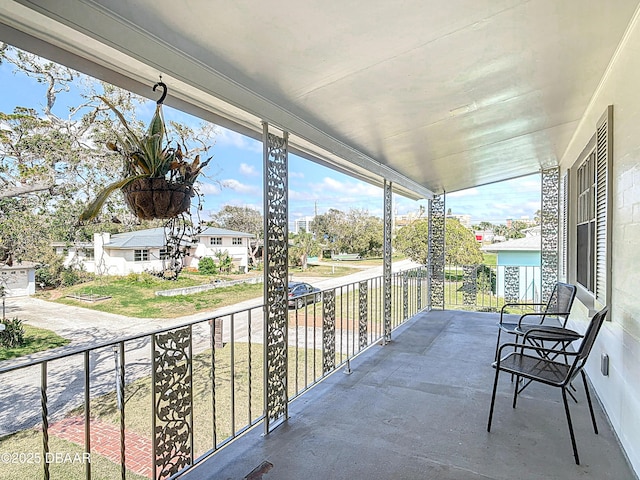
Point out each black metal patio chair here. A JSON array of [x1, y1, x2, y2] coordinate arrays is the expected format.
[[494, 282, 577, 360], [487, 306, 609, 465]]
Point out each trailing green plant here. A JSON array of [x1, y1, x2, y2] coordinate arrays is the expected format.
[[79, 83, 211, 221], [0, 317, 26, 348]]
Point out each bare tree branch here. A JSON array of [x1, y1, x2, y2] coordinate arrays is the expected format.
[[0, 181, 54, 198]]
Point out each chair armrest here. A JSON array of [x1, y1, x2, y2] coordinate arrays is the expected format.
[[496, 342, 579, 363], [499, 302, 546, 324], [516, 311, 572, 327]]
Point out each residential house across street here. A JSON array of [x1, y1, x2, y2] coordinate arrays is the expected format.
[[55, 227, 254, 277]]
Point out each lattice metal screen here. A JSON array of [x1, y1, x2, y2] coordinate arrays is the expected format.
[[504, 266, 520, 303], [417, 269, 423, 311], [322, 290, 336, 374], [383, 180, 392, 342], [359, 281, 368, 349], [429, 195, 445, 309], [403, 272, 409, 320], [152, 326, 193, 479], [541, 167, 559, 302], [462, 265, 477, 306], [263, 124, 289, 433]]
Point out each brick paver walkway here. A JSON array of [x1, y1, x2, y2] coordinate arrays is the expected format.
[[49, 416, 153, 478]]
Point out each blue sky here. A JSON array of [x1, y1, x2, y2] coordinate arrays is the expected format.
[[0, 54, 540, 226]]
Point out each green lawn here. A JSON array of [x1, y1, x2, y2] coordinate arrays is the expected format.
[[50, 273, 265, 318], [0, 324, 70, 361]]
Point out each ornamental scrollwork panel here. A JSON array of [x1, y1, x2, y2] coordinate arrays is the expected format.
[[323, 290, 336, 374], [504, 266, 520, 303], [383, 180, 392, 341], [462, 265, 477, 306], [359, 281, 368, 349], [429, 195, 445, 309], [264, 126, 289, 431], [153, 326, 193, 480], [541, 168, 559, 302]]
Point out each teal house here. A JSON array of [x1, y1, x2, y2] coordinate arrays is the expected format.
[[482, 228, 541, 303]]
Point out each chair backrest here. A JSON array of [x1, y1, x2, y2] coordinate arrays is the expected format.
[[564, 306, 609, 385], [576, 306, 609, 364], [542, 282, 577, 326]]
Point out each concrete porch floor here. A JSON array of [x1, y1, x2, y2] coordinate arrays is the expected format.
[[181, 309, 636, 480]]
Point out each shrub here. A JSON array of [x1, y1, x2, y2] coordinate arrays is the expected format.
[[0, 317, 26, 348], [476, 265, 496, 294], [35, 253, 66, 288], [198, 257, 218, 275], [61, 268, 80, 287]]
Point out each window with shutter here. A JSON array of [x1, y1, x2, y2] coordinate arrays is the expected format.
[[569, 105, 612, 307]]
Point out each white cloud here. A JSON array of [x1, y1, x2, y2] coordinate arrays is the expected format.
[[215, 128, 262, 152], [221, 178, 261, 195], [289, 189, 319, 201], [290, 171, 305, 178], [197, 181, 222, 195], [239, 163, 258, 176], [315, 177, 381, 197]]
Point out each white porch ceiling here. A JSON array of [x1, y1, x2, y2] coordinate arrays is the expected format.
[[1, 0, 639, 200]]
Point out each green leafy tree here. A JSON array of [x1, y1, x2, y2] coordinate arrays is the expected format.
[[311, 208, 383, 258], [310, 208, 343, 254], [506, 220, 530, 239], [393, 219, 430, 264], [394, 217, 483, 265], [215, 250, 233, 274], [341, 209, 383, 257], [289, 230, 320, 270], [445, 218, 483, 265], [0, 44, 218, 283]]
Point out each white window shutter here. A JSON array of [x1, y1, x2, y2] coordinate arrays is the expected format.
[[561, 172, 568, 279], [595, 106, 613, 305]]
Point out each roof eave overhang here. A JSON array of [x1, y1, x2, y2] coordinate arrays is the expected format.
[[0, 2, 433, 202]]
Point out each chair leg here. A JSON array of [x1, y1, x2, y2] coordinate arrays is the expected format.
[[512, 374, 520, 408], [562, 388, 580, 465], [581, 370, 599, 435], [494, 328, 502, 361], [487, 366, 501, 432]]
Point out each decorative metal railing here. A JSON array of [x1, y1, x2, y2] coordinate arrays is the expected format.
[[442, 263, 542, 311], [0, 266, 428, 480]]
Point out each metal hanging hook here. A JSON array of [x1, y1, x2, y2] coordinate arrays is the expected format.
[[153, 76, 167, 105]]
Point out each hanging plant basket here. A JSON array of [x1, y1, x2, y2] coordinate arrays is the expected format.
[[122, 177, 194, 220], [79, 78, 211, 223]]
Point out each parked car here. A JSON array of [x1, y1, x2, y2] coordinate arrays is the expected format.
[[288, 281, 321, 309]]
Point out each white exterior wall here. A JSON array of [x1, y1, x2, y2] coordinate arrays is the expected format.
[[93, 233, 166, 275], [559, 11, 640, 475], [189, 235, 250, 270], [56, 245, 96, 273]]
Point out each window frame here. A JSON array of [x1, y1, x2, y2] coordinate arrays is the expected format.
[[134, 249, 149, 262], [210, 237, 222, 246]]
